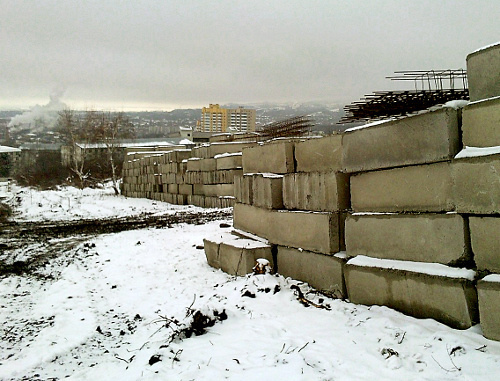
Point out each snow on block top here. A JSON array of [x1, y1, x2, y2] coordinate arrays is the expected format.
[[345, 255, 478, 329], [467, 42, 500, 102], [208, 141, 257, 159], [294, 134, 343, 173], [347, 255, 476, 280], [342, 107, 460, 173], [242, 141, 295, 174]]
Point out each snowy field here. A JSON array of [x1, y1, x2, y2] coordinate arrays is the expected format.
[[2, 182, 500, 380]]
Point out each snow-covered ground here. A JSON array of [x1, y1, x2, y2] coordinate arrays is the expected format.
[[2, 183, 500, 380]]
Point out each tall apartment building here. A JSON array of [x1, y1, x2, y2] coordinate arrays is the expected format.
[[197, 104, 256, 133]]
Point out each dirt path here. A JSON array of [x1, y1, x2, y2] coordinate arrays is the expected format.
[[0, 209, 232, 277]]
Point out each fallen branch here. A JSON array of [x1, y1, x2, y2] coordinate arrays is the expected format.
[[290, 285, 331, 310]]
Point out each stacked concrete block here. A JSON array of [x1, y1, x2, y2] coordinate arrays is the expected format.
[[182, 141, 254, 208], [345, 213, 470, 266], [477, 276, 500, 341], [343, 107, 460, 173], [277, 247, 347, 297], [466, 42, 500, 102], [457, 43, 500, 339], [343, 103, 480, 328], [121, 148, 191, 203], [121, 142, 250, 208], [233, 203, 342, 255], [227, 137, 349, 294], [242, 140, 296, 174], [201, 44, 500, 337], [345, 256, 477, 329], [203, 231, 273, 276], [283, 171, 349, 212], [461, 97, 500, 147]]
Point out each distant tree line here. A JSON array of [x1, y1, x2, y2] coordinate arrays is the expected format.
[[13, 110, 134, 192]]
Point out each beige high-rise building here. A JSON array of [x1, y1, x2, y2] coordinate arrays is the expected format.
[[197, 104, 256, 133]]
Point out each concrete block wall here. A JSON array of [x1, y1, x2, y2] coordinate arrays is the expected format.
[[121, 141, 255, 208], [230, 137, 348, 297], [204, 44, 500, 338]]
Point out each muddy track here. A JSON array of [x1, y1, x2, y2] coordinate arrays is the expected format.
[[0, 209, 232, 239], [0, 209, 232, 277]]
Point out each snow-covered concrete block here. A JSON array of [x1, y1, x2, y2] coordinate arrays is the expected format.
[[215, 153, 242, 170], [452, 153, 500, 214], [199, 158, 216, 172], [294, 134, 343, 172], [477, 275, 500, 341], [204, 232, 273, 276], [345, 213, 469, 265], [166, 149, 192, 163], [219, 239, 274, 276], [343, 108, 459, 173], [186, 158, 202, 171], [283, 171, 349, 212], [242, 141, 295, 174], [351, 161, 454, 213], [462, 97, 500, 147], [277, 247, 347, 297], [467, 43, 500, 102], [345, 256, 478, 329], [252, 174, 283, 210], [233, 203, 342, 254], [470, 217, 500, 272], [208, 142, 257, 158]]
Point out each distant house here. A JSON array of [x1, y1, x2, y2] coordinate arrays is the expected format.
[[0, 145, 21, 178]]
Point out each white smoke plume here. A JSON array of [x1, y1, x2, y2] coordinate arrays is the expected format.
[[8, 87, 68, 132]]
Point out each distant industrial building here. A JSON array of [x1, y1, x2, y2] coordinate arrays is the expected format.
[[196, 104, 256, 133]]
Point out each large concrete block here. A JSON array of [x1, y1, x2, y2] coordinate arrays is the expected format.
[[252, 174, 283, 209], [194, 184, 234, 197], [203, 231, 242, 270], [233, 203, 342, 254], [295, 134, 343, 172], [178, 184, 193, 195], [345, 213, 470, 265], [242, 141, 295, 174], [462, 97, 500, 148], [200, 158, 216, 172], [215, 153, 243, 170], [351, 161, 454, 212], [345, 256, 478, 329], [208, 142, 257, 158], [467, 43, 500, 102], [277, 246, 346, 297], [219, 238, 274, 276], [343, 107, 459, 173], [283, 171, 349, 212], [477, 275, 500, 341], [470, 217, 500, 272], [234, 174, 253, 204], [186, 158, 202, 171], [452, 154, 500, 214]]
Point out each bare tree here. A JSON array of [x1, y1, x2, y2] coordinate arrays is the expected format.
[[56, 109, 98, 188], [57, 109, 134, 193], [94, 112, 135, 194]]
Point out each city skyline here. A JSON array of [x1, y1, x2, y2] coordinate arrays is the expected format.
[[1, 0, 499, 111]]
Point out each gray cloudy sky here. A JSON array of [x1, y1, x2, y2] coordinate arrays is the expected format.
[[1, 0, 499, 111]]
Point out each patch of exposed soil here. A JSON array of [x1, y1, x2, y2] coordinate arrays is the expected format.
[[0, 209, 232, 277]]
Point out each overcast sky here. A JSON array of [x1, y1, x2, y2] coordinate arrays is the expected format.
[[1, 0, 499, 111]]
